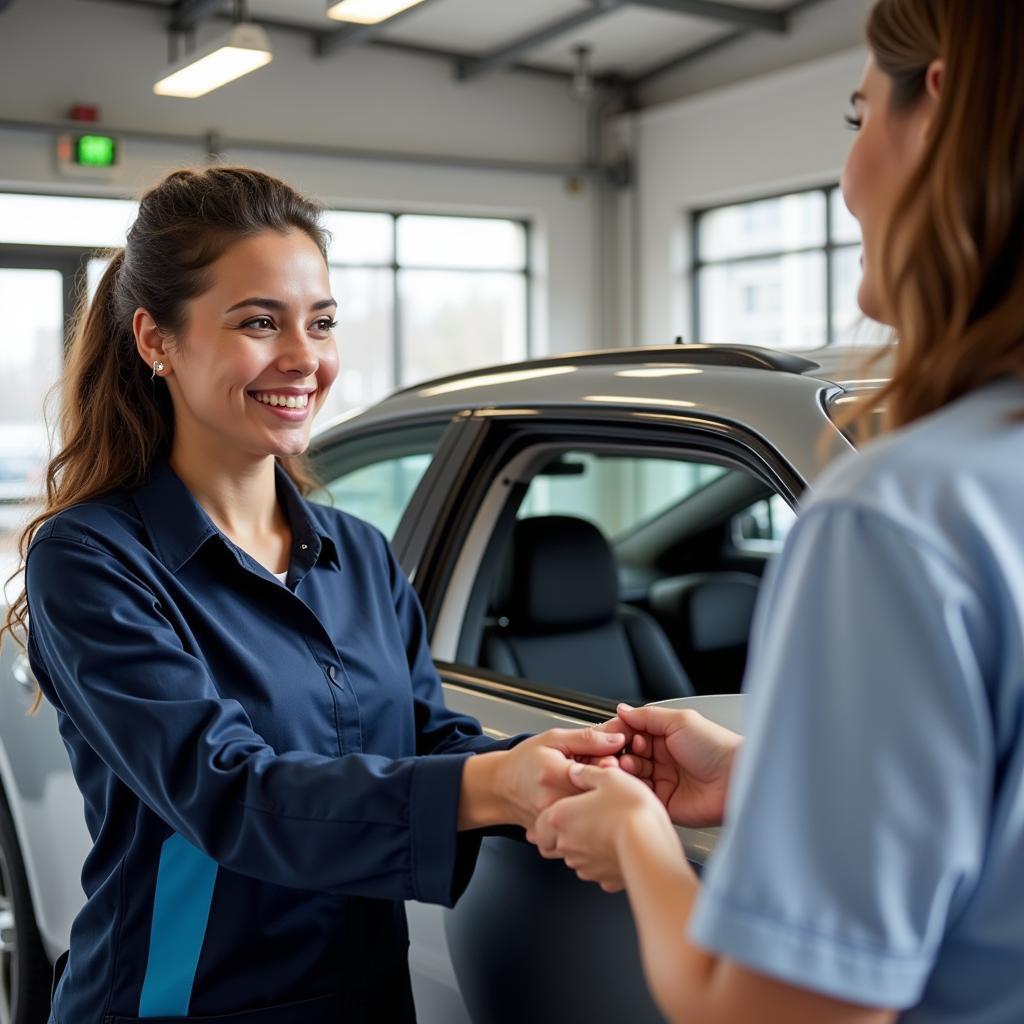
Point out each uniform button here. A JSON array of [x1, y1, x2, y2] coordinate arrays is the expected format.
[[328, 665, 337, 682], [300, 543, 308, 550]]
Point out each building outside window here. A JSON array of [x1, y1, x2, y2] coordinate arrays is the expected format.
[[693, 185, 890, 350]]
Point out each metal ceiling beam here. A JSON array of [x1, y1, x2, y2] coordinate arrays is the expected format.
[[77, 0, 605, 86], [628, 0, 836, 87], [168, 0, 223, 32], [631, 25, 745, 84], [456, 0, 625, 82], [314, 0, 443, 59], [630, 0, 788, 33]]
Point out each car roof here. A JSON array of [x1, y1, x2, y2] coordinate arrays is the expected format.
[[314, 343, 890, 486], [317, 343, 889, 429]]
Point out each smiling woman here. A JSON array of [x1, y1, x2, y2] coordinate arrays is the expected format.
[[0, 166, 625, 1024], [132, 226, 340, 477]]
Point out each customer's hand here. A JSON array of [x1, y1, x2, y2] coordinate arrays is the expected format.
[[499, 727, 627, 829], [613, 703, 741, 828], [459, 726, 627, 832], [529, 763, 677, 892]]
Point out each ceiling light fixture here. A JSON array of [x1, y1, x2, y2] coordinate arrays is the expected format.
[[572, 44, 594, 101], [154, 22, 272, 98], [326, 0, 427, 25]]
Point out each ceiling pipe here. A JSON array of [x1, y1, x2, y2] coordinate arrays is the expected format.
[[0, 114, 604, 181]]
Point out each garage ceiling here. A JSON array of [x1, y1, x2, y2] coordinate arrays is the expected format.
[[73, 0, 830, 91], [248, 0, 779, 76]]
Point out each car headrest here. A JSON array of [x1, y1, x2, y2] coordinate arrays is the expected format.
[[497, 516, 619, 632], [649, 572, 760, 651]]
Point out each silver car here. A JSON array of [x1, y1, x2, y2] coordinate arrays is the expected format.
[[0, 342, 884, 1023]]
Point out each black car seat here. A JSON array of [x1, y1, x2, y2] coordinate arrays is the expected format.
[[479, 515, 695, 702], [649, 571, 761, 693]]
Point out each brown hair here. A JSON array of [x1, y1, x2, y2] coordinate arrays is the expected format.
[[1, 166, 330, 714], [843, 0, 1024, 439]]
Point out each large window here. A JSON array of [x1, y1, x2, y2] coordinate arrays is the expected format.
[[693, 186, 890, 350], [0, 192, 531, 576], [319, 212, 529, 424]]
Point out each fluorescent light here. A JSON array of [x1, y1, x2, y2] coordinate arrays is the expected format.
[[154, 23, 272, 99], [326, 0, 427, 25]]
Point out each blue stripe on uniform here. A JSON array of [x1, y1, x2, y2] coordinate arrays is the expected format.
[[138, 832, 219, 1017]]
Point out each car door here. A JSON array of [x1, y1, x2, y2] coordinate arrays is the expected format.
[[392, 405, 805, 1024], [309, 412, 485, 1024]]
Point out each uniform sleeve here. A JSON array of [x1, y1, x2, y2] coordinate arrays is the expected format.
[[688, 501, 995, 1009], [26, 530, 478, 906]]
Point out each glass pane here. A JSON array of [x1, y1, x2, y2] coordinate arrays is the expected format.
[[520, 453, 728, 540], [0, 269, 63, 580], [731, 495, 797, 553], [87, 256, 110, 303], [322, 210, 393, 265], [0, 193, 136, 247], [315, 267, 395, 424], [698, 191, 826, 261], [315, 423, 447, 540], [698, 252, 827, 350], [397, 215, 527, 270], [830, 187, 862, 245], [399, 270, 527, 387], [832, 246, 893, 347]]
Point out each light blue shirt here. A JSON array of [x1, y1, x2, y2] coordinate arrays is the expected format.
[[689, 378, 1024, 1021]]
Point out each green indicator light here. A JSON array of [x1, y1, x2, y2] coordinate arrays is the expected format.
[[75, 134, 116, 168]]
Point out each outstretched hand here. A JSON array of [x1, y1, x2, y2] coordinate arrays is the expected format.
[[613, 703, 741, 828], [499, 726, 627, 830], [528, 762, 676, 891]]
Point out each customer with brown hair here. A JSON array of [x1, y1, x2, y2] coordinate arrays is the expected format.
[[531, 1, 1024, 1020]]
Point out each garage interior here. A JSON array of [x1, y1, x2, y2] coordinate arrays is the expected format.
[[0, 2, 919, 1023]]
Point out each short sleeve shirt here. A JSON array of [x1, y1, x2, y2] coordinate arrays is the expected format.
[[689, 378, 1024, 1021]]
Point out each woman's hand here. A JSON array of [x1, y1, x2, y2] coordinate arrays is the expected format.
[[614, 703, 741, 828], [528, 762, 678, 891], [459, 727, 626, 831]]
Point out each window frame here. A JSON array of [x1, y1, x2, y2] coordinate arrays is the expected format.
[[308, 418, 452, 543], [691, 183, 861, 349], [413, 407, 805, 717], [0, 191, 534, 408], [325, 209, 533, 392], [0, 243, 89, 352]]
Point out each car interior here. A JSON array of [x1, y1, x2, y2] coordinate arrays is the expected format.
[[463, 449, 795, 702]]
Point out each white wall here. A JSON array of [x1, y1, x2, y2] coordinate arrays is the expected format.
[[0, 0, 601, 356], [617, 45, 869, 346]]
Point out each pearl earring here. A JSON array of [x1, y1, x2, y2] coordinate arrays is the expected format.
[[151, 360, 165, 381]]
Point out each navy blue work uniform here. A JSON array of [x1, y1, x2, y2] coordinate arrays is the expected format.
[[25, 456, 513, 1023]]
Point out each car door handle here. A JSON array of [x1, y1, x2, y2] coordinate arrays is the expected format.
[[11, 652, 36, 693]]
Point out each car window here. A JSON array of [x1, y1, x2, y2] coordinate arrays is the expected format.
[[518, 453, 727, 540], [311, 422, 447, 541], [455, 446, 782, 705], [730, 494, 797, 553]]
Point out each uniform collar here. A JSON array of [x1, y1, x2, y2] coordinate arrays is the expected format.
[[133, 457, 340, 575]]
